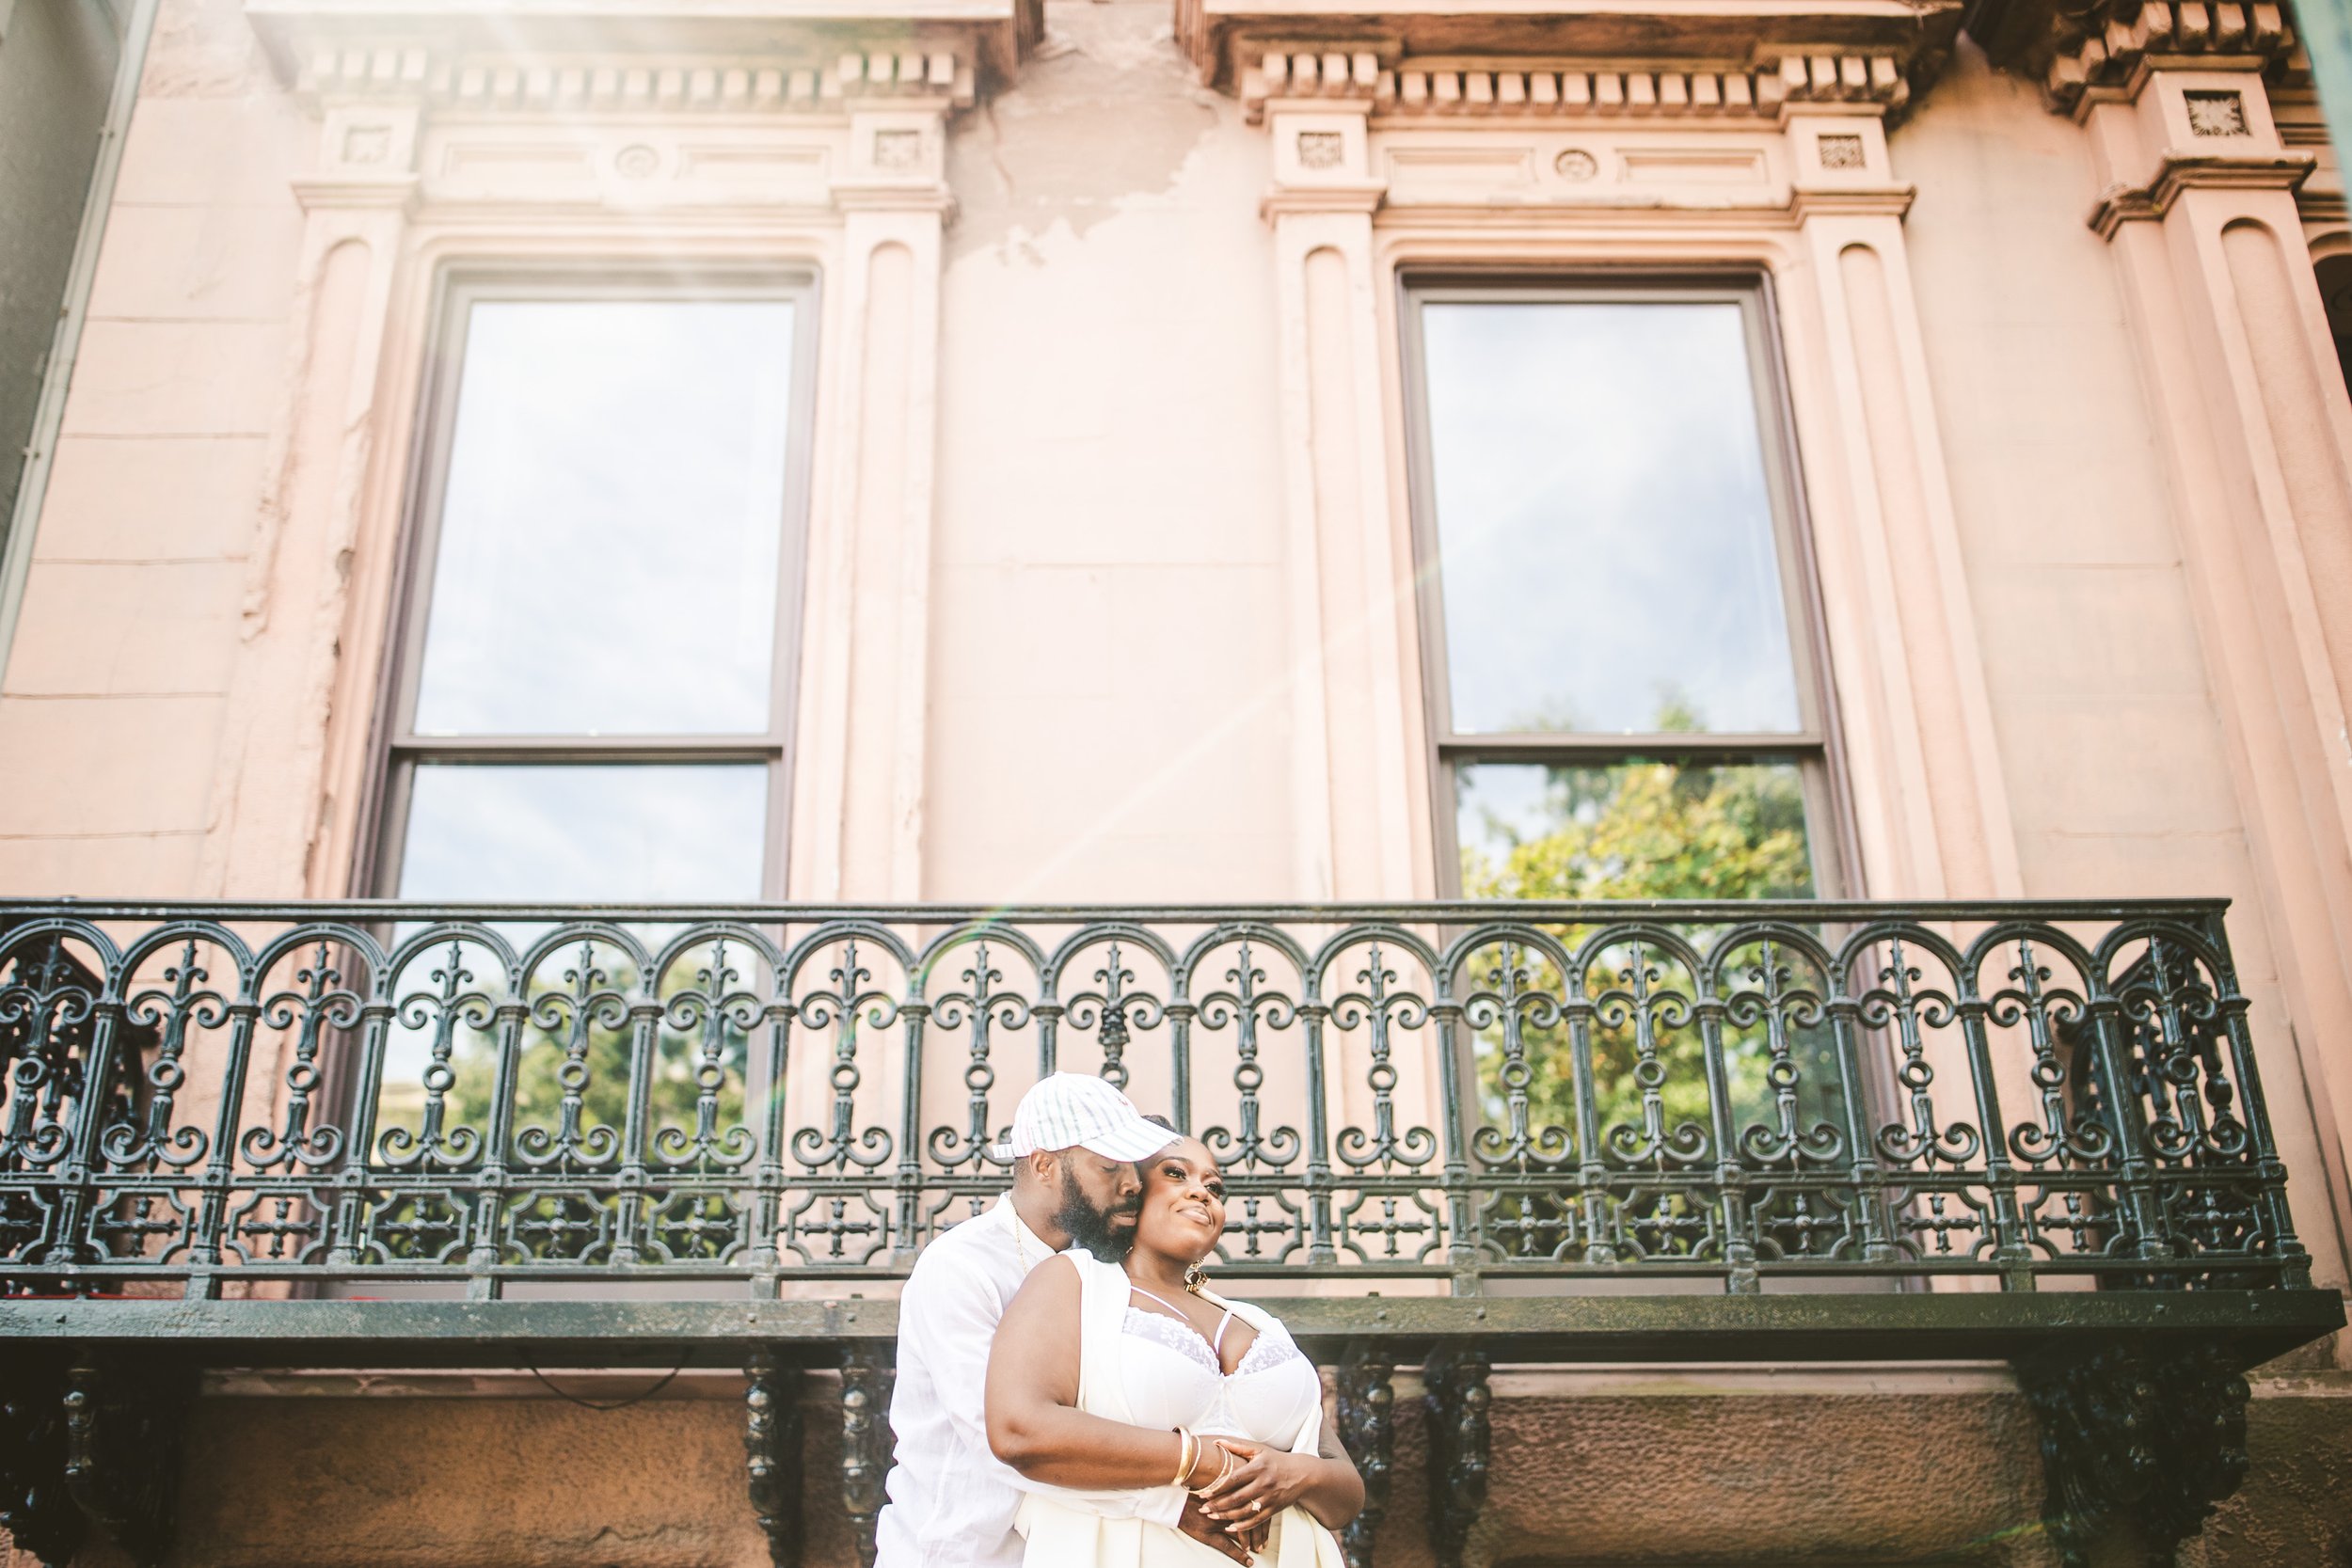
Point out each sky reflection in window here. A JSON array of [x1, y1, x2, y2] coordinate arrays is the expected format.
[[1422, 300, 1803, 736], [412, 300, 795, 737], [396, 763, 766, 902]]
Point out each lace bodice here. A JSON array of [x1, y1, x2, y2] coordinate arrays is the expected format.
[[1120, 1308, 1303, 1381], [1116, 1302, 1320, 1447]]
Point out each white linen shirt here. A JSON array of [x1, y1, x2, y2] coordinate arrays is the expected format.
[[874, 1195, 1187, 1568]]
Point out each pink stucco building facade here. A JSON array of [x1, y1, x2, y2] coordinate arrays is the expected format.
[[4, 0, 2352, 1560]]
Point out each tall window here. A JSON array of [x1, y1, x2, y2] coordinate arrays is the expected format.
[[375, 278, 816, 901], [1404, 278, 1842, 903]]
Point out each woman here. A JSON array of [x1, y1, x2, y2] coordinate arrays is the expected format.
[[985, 1128, 1363, 1567]]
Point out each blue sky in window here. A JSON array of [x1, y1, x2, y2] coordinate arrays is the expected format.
[[413, 299, 796, 738], [1422, 300, 1803, 736]]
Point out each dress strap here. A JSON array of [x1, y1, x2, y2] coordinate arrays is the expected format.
[[1127, 1284, 1243, 1367], [1126, 1284, 1192, 1318]]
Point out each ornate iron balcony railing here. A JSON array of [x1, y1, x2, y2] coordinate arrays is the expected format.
[[0, 897, 2313, 1298]]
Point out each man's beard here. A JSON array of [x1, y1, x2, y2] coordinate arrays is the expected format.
[[1055, 1166, 1140, 1260]]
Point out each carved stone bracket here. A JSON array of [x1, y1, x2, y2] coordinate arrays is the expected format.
[[1334, 1342, 1393, 1568], [0, 1360, 82, 1568], [1422, 1346, 1490, 1568], [1965, 0, 2298, 117], [60, 1357, 194, 1568], [841, 1342, 898, 1568], [2017, 1340, 2253, 1568], [746, 1349, 804, 1568]]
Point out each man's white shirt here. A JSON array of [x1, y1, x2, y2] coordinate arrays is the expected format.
[[873, 1195, 1187, 1568]]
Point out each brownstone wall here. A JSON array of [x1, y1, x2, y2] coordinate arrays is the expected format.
[[17, 1360, 2323, 1568]]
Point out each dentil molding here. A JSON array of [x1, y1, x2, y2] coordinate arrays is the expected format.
[[245, 0, 1046, 108]]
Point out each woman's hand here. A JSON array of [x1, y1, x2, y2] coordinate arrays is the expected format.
[[1196, 1439, 1320, 1528]]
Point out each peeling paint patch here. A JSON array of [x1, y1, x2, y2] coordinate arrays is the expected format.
[[946, 0, 1222, 258]]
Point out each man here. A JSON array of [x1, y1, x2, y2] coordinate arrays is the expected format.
[[875, 1074, 1252, 1568]]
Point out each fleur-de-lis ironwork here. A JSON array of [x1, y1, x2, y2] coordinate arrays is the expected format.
[[1331, 943, 1436, 1173], [926, 941, 1031, 1171], [1597, 938, 1704, 1168], [655, 940, 758, 1170], [1869, 937, 1979, 1168], [789, 938, 895, 1174], [379, 937, 486, 1169], [0, 940, 95, 1170], [104, 942, 217, 1172], [515, 940, 624, 1171], [1200, 937, 1301, 1174], [242, 942, 352, 1171]]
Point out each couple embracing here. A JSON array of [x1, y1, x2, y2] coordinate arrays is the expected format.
[[875, 1074, 1365, 1568]]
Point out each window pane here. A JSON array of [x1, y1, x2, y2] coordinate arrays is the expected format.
[[412, 299, 796, 737], [1456, 759, 1814, 900], [395, 763, 766, 901], [1422, 300, 1804, 736]]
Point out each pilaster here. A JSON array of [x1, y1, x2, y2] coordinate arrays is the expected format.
[[797, 108, 953, 901], [199, 98, 420, 899], [1262, 102, 1425, 903], [1783, 109, 2025, 899]]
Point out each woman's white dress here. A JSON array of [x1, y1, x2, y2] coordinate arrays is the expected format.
[[1015, 1250, 1350, 1568]]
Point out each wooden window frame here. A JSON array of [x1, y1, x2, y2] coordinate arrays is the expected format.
[[1398, 270, 1859, 898], [358, 266, 823, 899]]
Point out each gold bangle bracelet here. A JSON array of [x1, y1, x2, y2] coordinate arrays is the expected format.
[[1189, 1442, 1232, 1495], [1172, 1428, 1197, 1488]]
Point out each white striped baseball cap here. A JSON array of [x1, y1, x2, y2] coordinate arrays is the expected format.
[[993, 1073, 1177, 1164]]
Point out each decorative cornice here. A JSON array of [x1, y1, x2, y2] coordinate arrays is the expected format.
[[1964, 0, 2298, 116], [291, 43, 980, 109], [1180, 0, 1963, 117], [245, 0, 1039, 106], [1241, 47, 1922, 123], [2088, 147, 2313, 234]]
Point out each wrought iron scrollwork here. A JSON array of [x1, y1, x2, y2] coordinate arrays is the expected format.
[[0, 1359, 80, 1568], [0, 899, 2313, 1296], [746, 1349, 803, 1568], [1334, 1342, 1393, 1568], [840, 1342, 896, 1568], [1422, 1346, 1490, 1568], [60, 1357, 192, 1568], [2018, 1340, 2251, 1567]]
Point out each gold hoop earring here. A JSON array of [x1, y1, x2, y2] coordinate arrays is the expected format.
[[1184, 1259, 1209, 1294]]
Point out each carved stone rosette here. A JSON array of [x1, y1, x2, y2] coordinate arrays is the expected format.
[[2017, 1340, 2252, 1567], [746, 1349, 804, 1568], [60, 1357, 193, 1568], [1334, 1342, 1394, 1568], [841, 1342, 898, 1568], [1422, 1346, 1491, 1568]]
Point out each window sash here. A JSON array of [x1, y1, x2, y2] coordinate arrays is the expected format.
[[366, 272, 820, 899], [1399, 274, 1851, 897]]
